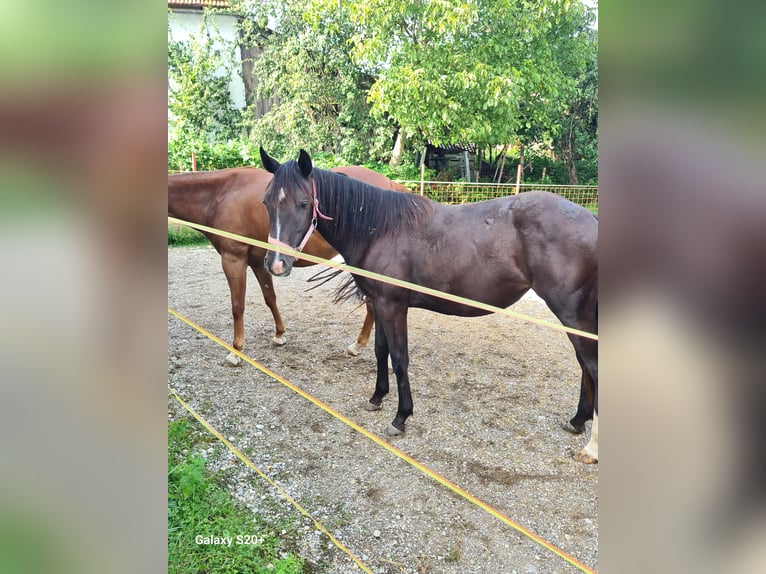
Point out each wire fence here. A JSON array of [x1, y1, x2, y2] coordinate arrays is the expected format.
[[397, 181, 599, 214], [168, 160, 598, 213]]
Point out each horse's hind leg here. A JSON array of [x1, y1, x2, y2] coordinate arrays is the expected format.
[[252, 264, 287, 346], [540, 291, 598, 462], [575, 410, 598, 464], [563, 351, 595, 434], [570, 337, 598, 463], [346, 297, 375, 357], [221, 253, 247, 366]]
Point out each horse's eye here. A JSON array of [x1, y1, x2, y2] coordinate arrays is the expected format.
[[299, 200, 309, 209]]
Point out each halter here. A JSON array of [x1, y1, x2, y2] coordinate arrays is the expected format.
[[268, 176, 333, 258]]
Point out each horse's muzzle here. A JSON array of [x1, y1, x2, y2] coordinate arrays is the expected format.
[[266, 253, 295, 277]]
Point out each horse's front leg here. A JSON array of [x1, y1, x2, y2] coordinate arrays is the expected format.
[[365, 316, 390, 411], [221, 253, 247, 366], [376, 304, 411, 436], [252, 263, 286, 345]]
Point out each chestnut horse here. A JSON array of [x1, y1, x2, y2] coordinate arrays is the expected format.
[[168, 165, 408, 366], [261, 149, 598, 463]]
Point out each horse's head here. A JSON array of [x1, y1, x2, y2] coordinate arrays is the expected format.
[[260, 147, 317, 277]]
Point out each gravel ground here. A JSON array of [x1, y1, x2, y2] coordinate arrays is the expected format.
[[168, 245, 598, 573]]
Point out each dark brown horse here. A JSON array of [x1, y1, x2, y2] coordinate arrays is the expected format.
[[168, 165, 408, 366], [260, 149, 598, 463]]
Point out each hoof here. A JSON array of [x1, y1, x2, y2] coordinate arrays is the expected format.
[[574, 449, 598, 464], [225, 352, 242, 367], [562, 421, 585, 435], [364, 401, 382, 412], [272, 335, 287, 346], [384, 424, 404, 437], [345, 342, 363, 357]]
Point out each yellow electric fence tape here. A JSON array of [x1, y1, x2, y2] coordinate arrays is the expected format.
[[167, 216, 597, 341], [168, 307, 597, 574], [168, 385, 374, 573]]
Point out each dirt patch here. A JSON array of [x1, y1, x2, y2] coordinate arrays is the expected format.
[[168, 245, 597, 573]]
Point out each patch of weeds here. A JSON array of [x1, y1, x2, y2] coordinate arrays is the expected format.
[[445, 539, 463, 563], [168, 418, 305, 573], [168, 224, 207, 246], [327, 501, 355, 529]]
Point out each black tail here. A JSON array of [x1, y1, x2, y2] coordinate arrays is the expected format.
[[306, 268, 363, 304]]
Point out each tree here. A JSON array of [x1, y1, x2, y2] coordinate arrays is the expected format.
[[167, 16, 244, 145], [320, 0, 595, 168], [234, 0, 394, 163], [552, 28, 598, 184]]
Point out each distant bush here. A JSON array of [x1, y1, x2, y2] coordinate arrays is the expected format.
[[168, 137, 261, 172], [505, 150, 598, 186], [168, 223, 207, 246]]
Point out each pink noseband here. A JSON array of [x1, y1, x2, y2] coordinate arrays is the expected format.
[[268, 176, 332, 259]]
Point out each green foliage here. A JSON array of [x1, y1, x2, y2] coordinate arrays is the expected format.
[[172, 453, 208, 500], [311, 151, 435, 180], [168, 1, 597, 183], [236, 0, 394, 163], [551, 26, 598, 184], [168, 13, 245, 149], [168, 418, 304, 574], [168, 224, 208, 246], [322, 0, 595, 152], [168, 136, 262, 172], [510, 149, 598, 186], [574, 157, 598, 186], [366, 160, 435, 182]]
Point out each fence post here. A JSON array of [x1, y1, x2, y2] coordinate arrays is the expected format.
[[420, 147, 426, 196], [514, 163, 522, 194], [191, 151, 197, 172], [464, 151, 471, 183]]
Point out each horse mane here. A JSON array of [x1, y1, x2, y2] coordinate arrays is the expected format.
[[310, 166, 434, 252]]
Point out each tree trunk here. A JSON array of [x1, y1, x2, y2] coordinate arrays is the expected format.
[[493, 144, 509, 182], [566, 157, 579, 185], [565, 119, 579, 185], [389, 130, 404, 169], [238, 27, 278, 121], [474, 145, 482, 182]]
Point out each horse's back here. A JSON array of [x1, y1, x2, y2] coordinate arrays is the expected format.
[[168, 167, 271, 214], [510, 190, 597, 239], [506, 191, 598, 306], [426, 191, 596, 247], [168, 168, 274, 257], [401, 191, 597, 310]]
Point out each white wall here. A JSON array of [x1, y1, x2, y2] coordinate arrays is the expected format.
[[168, 10, 246, 109]]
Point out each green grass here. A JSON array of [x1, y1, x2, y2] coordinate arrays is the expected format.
[[168, 224, 208, 246], [168, 419, 304, 574]]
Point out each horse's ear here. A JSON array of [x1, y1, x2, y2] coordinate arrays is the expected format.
[[260, 147, 280, 174], [297, 149, 313, 178]]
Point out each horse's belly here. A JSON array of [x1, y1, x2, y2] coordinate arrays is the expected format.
[[410, 288, 527, 317]]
